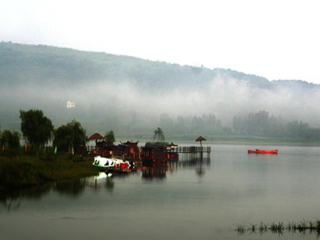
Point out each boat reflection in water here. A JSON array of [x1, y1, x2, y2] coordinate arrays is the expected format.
[[87, 171, 115, 191], [90, 152, 211, 185], [1, 152, 211, 209]]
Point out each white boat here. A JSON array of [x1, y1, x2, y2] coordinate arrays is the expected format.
[[92, 156, 135, 170]]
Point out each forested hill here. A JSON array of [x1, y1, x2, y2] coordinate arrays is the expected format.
[[1, 41, 320, 139], [1, 41, 278, 90]]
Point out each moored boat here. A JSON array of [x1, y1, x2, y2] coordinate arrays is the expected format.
[[92, 156, 135, 170], [92, 156, 116, 169], [248, 149, 278, 154], [256, 149, 278, 154], [248, 150, 257, 154]]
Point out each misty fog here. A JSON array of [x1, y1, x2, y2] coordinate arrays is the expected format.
[[1, 73, 319, 134]]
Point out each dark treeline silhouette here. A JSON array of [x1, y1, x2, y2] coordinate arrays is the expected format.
[[156, 110, 320, 141], [1, 109, 319, 144], [232, 110, 320, 140]]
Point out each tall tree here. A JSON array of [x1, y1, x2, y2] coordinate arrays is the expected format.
[[153, 127, 165, 141], [0, 129, 20, 150], [68, 119, 86, 153], [104, 130, 116, 145], [53, 119, 86, 153], [20, 109, 54, 147], [53, 125, 74, 152]]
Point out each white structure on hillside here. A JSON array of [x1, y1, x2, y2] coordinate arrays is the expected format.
[[67, 101, 75, 108]]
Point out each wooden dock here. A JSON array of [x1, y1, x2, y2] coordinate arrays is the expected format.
[[169, 146, 211, 157]]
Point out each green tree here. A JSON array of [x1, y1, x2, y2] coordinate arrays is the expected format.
[[20, 109, 54, 147], [104, 130, 115, 145], [153, 127, 165, 141], [67, 119, 86, 153], [53, 119, 86, 153], [0, 129, 20, 150], [53, 125, 74, 152]]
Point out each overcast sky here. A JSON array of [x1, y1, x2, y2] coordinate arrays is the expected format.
[[1, 0, 320, 84]]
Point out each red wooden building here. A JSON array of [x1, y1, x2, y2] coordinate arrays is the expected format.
[[88, 133, 178, 164]]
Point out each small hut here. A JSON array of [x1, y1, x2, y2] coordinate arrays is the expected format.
[[88, 133, 104, 142], [88, 133, 105, 154], [195, 136, 206, 149], [166, 142, 179, 160]]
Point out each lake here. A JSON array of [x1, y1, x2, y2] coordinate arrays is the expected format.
[[1, 143, 320, 240]]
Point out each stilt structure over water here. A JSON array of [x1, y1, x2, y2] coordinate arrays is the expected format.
[[86, 133, 210, 161], [170, 146, 211, 158], [167, 136, 210, 159]]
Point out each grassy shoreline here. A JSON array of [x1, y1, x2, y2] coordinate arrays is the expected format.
[[0, 154, 99, 192]]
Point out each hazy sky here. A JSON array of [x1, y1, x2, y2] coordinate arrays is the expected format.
[[1, 0, 320, 84]]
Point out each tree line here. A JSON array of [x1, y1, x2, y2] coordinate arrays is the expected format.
[[1, 109, 94, 155], [0, 109, 161, 155], [157, 110, 320, 141], [232, 110, 320, 140], [1, 109, 320, 152], [0, 109, 86, 154]]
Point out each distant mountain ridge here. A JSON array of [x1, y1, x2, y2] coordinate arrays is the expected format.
[[1, 41, 316, 90], [1, 41, 320, 136]]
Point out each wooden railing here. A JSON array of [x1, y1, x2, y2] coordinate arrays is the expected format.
[[172, 146, 211, 153]]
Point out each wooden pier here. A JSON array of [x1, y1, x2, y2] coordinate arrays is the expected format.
[[87, 144, 211, 159], [170, 146, 211, 157]]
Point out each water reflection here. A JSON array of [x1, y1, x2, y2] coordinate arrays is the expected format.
[[2, 144, 320, 240], [0, 184, 52, 212], [0, 178, 88, 212], [141, 165, 167, 179], [54, 179, 86, 197], [177, 156, 211, 179], [1, 154, 211, 211], [87, 172, 114, 191], [0, 194, 22, 212]]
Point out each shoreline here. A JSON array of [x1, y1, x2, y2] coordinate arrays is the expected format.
[[0, 154, 99, 193]]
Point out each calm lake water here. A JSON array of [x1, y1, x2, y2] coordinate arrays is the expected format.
[[1, 143, 320, 240]]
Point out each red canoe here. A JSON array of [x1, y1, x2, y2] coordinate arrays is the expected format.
[[248, 149, 278, 154], [248, 150, 257, 154]]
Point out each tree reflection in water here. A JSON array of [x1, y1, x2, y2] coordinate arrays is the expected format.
[[1, 155, 211, 211], [54, 179, 86, 197], [0, 178, 88, 211], [0, 184, 52, 212]]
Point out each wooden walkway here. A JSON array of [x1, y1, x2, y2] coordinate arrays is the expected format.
[[171, 146, 211, 154], [87, 145, 211, 157]]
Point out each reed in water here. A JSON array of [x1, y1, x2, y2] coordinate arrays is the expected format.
[[236, 219, 320, 235]]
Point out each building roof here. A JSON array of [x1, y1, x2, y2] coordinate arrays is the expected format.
[[120, 140, 139, 144], [168, 142, 178, 148], [88, 133, 104, 141], [195, 136, 206, 141]]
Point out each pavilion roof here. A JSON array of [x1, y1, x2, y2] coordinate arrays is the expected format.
[[88, 133, 104, 141], [195, 136, 206, 142]]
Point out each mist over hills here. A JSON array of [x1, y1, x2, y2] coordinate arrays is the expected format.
[[1, 42, 319, 139]]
